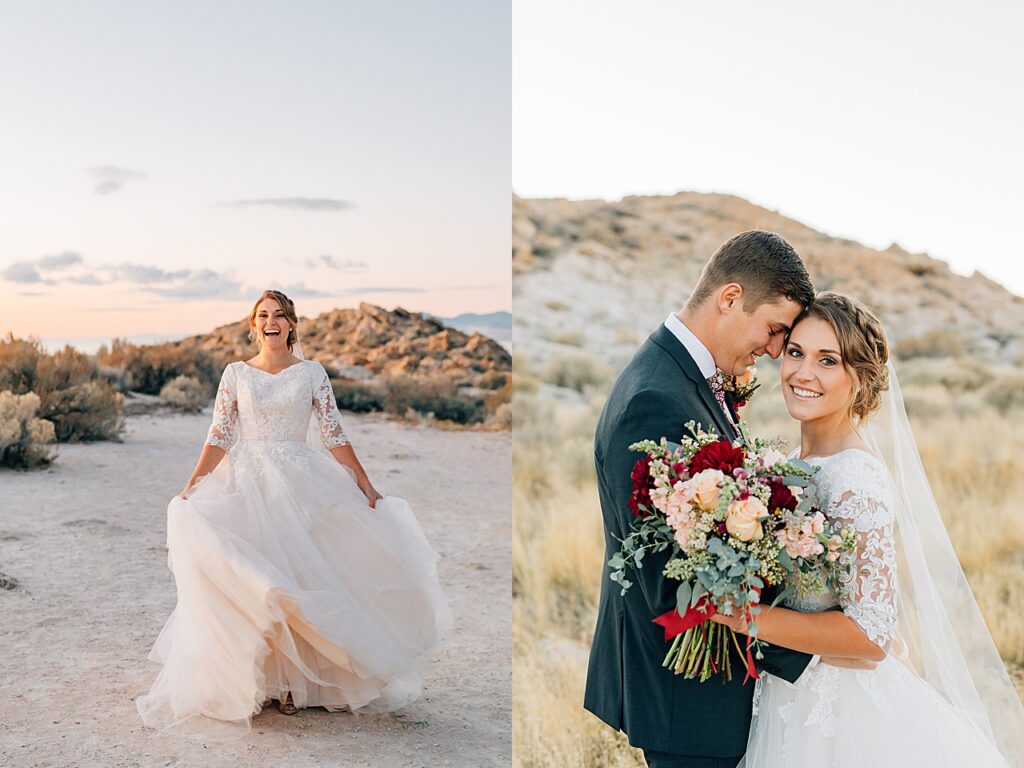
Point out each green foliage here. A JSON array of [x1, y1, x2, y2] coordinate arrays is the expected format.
[[0, 336, 124, 443], [97, 338, 221, 395], [331, 375, 489, 425], [332, 380, 386, 413]]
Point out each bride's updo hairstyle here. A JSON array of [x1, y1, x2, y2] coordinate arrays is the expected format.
[[801, 291, 890, 421], [247, 289, 300, 351]]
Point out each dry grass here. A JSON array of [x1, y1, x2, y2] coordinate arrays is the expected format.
[[512, 356, 1024, 768]]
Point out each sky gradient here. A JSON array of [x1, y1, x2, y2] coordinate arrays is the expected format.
[[1, 1, 511, 346], [514, 0, 1024, 296]]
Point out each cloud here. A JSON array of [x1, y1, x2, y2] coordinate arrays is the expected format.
[[109, 264, 190, 284], [224, 197, 353, 212], [2, 262, 45, 284], [269, 282, 333, 298], [304, 254, 368, 271], [151, 269, 245, 299], [88, 166, 147, 195], [67, 274, 105, 285], [37, 251, 83, 270], [337, 286, 427, 295]]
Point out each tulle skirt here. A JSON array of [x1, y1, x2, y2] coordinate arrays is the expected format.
[[136, 440, 452, 732], [743, 655, 1011, 767]]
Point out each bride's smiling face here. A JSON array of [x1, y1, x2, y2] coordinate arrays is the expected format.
[[253, 297, 291, 350], [780, 316, 857, 422]]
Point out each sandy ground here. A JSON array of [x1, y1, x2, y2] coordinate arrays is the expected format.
[[0, 412, 510, 768]]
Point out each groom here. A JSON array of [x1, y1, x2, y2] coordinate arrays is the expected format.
[[584, 231, 817, 768]]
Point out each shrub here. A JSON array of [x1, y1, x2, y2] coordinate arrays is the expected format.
[[487, 402, 512, 429], [484, 379, 513, 428], [476, 370, 510, 390], [160, 375, 210, 413], [98, 339, 220, 395], [983, 372, 1024, 412], [895, 329, 968, 359], [331, 375, 488, 425], [43, 380, 125, 442], [333, 380, 386, 413], [542, 353, 611, 393], [0, 390, 56, 469], [380, 375, 486, 424], [550, 330, 585, 347], [0, 337, 124, 442]]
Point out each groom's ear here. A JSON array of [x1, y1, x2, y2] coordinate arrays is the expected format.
[[716, 283, 744, 313]]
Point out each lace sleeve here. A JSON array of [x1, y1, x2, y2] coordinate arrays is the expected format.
[[311, 362, 350, 449], [205, 363, 238, 450], [829, 455, 898, 650]]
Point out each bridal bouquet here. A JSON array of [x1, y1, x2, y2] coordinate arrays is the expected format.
[[609, 422, 857, 682]]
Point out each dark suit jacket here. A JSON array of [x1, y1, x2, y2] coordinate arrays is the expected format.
[[583, 324, 811, 757]]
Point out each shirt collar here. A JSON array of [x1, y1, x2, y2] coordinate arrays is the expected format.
[[663, 312, 717, 379]]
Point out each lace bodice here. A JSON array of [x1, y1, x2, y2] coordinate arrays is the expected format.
[[204, 361, 350, 451], [783, 449, 898, 650]]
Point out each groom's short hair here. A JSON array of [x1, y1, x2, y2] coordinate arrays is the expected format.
[[687, 230, 814, 311]]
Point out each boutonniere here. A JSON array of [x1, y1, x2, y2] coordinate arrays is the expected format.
[[723, 366, 759, 411]]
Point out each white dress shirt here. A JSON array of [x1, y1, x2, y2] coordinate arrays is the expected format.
[[663, 313, 716, 379]]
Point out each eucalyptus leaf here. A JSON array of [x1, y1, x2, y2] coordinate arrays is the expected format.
[[782, 475, 808, 488], [777, 547, 793, 572], [676, 582, 692, 613], [691, 584, 707, 607], [788, 457, 813, 473]]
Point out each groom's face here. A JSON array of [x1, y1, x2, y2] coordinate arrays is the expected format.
[[719, 295, 803, 375]]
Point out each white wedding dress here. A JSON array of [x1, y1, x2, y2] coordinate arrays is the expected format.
[[136, 360, 452, 732], [744, 448, 1010, 767]]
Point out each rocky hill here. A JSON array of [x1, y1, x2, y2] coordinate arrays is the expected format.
[[171, 303, 510, 389], [513, 192, 1024, 366]]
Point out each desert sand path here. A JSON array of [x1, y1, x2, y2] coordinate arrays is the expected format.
[[0, 411, 510, 767]]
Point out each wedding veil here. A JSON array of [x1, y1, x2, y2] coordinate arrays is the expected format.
[[863, 361, 1024, 764]]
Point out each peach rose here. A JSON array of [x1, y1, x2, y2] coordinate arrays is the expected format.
[[726, 496, 767, 542], [735, 366, 756, 388], [688, 469, 724, 511]]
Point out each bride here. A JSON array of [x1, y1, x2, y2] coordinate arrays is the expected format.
[[136, 289, 452, 730], [710, 292, 1024, 766]]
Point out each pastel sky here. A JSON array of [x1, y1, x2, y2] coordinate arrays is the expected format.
[[514, 0, 1024, 296], [1, 1, 510, 346]]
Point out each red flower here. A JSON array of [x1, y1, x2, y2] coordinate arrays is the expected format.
[[628, 455, 654, 517], [768, 479, 798, 513], [688, 440, 745, 475]]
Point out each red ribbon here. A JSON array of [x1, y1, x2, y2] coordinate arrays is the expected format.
[[653, 593, 761, 684], [653, 597, 716, 641], [743, 637, 758, 684]]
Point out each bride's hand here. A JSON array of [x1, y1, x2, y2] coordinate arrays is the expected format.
[[710, 610, 748, 634], [358, 479, 383, 509]]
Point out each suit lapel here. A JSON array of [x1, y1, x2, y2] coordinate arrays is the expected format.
[[649, 325, 736, 442]]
